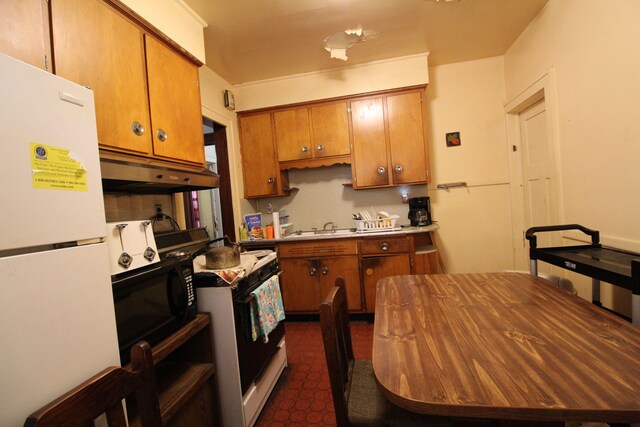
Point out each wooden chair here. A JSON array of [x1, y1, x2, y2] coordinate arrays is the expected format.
[[320, 277, 451, 426], [24, 341, 162, 427]]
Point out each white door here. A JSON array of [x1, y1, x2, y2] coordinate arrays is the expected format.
[[516, 100, 560, 271]]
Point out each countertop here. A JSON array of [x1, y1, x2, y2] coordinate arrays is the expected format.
[[239, 223, 439, 246]]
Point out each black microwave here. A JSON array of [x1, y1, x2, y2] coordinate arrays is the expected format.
[[111, 255, 197, 364]]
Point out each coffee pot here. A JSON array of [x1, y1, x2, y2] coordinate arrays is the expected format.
[[408, 197, 432, 227]]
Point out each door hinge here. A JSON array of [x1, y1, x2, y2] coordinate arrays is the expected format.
[[44, 54, 49, 72]]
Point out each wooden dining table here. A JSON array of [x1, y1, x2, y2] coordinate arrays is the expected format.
[[373, 272, 640, 423]]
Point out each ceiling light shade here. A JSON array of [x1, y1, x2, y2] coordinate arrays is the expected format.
[[323, 26, 367, 61]]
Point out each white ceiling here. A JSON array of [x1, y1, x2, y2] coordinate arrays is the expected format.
[[182, 0, 549, 85]]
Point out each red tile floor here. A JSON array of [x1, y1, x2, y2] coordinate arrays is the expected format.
[[255, 320, 373, 427]]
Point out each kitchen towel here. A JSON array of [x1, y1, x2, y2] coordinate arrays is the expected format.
[[249, 275, 285, 343]]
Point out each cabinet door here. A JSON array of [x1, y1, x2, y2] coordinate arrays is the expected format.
[[145, 35, 204, 166], [274, 108, 312, 162], [51, 0, 152, 156], [318, 256, 362, 312], [239, 113, 281, 198], [350, 97, 389, 187], [310, 102, 351, 158], [279, 258, 320, 312], [362, 254, 410, 313], [0, 0, 50, 70], [387, 91, 428, 184]]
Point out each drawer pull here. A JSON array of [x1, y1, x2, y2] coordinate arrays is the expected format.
[[380, 243, 389, 251]]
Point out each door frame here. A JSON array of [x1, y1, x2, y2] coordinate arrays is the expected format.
[[504, 69, 564, 269]]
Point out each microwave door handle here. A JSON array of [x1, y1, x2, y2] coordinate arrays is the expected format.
[[167, 267, 189, 321]]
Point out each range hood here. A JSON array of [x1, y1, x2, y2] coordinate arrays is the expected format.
[[100, 157, 220, 194]]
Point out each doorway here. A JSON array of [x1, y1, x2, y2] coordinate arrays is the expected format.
[[506, 72, 562, 271], [184, 117, 236, 241]]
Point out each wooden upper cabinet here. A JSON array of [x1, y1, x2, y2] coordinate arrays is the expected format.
[[239, 113, 287, 198], [351, 97, 389, 187], [387, 91, 428, 184], [51, 0, 152, 156], [350, 88, 429, 189], [0, 0, 51, 70], [273, 101, 351, 166], [145, 36, 204, 165], [309, 102, 351, 158], [274, 108, 312, 162], [50, 0, 204, 166]]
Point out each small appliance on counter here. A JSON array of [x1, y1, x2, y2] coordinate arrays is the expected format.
[[408, 196, 432, 226]]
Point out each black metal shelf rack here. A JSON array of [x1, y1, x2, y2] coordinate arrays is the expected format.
[[526, 224, 640, 325]]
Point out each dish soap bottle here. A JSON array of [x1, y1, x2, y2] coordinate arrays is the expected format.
[[239, 222, 248, 241]]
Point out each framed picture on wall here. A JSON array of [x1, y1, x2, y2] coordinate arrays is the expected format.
[[446, 131, 461, 147]]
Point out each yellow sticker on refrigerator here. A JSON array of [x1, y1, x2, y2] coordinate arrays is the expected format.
[[30, 143, 88, 191]]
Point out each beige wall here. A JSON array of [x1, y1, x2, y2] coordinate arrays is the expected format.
[[427, 56, 513, 273], [233, 54, 429, 111], [503, 0, 640, 315]]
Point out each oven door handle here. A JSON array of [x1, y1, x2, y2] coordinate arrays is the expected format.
[[167, 266, 189, 320]]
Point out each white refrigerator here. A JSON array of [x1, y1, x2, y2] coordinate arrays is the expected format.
[[0, 54, 120, 426]]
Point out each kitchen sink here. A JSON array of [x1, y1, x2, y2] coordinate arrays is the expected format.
[[284, 228, 357, 239]]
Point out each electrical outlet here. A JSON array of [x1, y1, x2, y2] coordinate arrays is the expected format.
[[265, 202, 273, 214], [155, 203, 163, 214], [401, 192, 409, 203]]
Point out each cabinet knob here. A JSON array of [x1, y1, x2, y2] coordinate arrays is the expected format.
[[301, 146, 309, 153], [394, 164, 403, 174], [131, 121, 145, 136], [380, 242, 389, 251], [156, 129, 168, 142], [377, 166, 386, 174], [267, 177, 275, 184], [321, 266, 329, 275], [309, 267, 317, 276], [366, 268, 373, 276], [317, 144, 324, 151]]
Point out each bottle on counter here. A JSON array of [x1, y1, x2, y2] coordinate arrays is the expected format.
[[239, 222, 248, 241]]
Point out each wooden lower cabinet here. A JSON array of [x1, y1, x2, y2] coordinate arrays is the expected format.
[[361, 254, 411, 313], [280, 256, 360, 312], [278, 239, 361, 312], [275, 232, 436, 314]]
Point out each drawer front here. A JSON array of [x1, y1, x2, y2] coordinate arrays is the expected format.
[[360, 237, 410, 255], [278, 239, 358, 258]]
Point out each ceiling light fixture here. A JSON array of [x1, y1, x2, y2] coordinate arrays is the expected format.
[[323, 26, 367, 61]]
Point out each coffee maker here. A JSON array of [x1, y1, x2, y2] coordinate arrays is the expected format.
[[408, 197, 432, 226]]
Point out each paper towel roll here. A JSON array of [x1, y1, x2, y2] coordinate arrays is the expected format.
[[272, 212, 281, 239]]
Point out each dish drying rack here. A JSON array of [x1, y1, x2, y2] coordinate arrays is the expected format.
[[355, 215, 399, 232]]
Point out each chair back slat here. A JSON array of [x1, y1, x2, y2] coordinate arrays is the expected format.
[[320, 277, 354, 427], [24, 341, 162, 427]]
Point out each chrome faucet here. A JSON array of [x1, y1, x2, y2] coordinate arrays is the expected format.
[[323, 222, 337, 233]]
